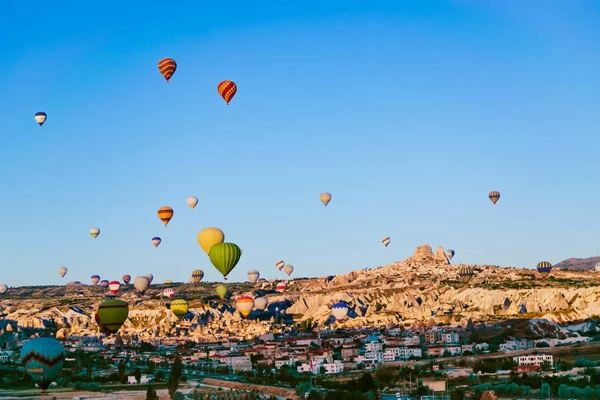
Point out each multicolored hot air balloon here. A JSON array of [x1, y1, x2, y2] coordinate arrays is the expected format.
[[96, 299, 129, 335], [134, 276, 150, 294], [537, 261, 552, 278], [458, 265, 475, 285], [446, 249, 455, 260], [58, 266, 67, 278], [187, 196, 198, 209], [158, 206, 173, 226], [0, 284, 7, 294], [216, 284, 228, 299], [382, 237, 391, 247], [163, 288, 174, 299], [283, 265, 294, 276], [276, 260, 285, 271], [145, 274, 154, 284], [89, 228, 100, 238], [331, 301, 349, 321], [152, 237, 162, 247], [158, 58, 177, 82], [108, 281, 120, 295], [320, 192, 332, 207], [91, 275, 100, 286], [217, 80, 237, 105], [34, 112, 47, 126], [191, 269, 204, 284], [489, 191, 500, 205], [170, 299, 189, 320], [236, 296, 254, 318], [21, 337, 65, 394], [254, 296, 268, 312], [209, 243, 242, 280], [247, 270, 260, 283], [198, 227, 225, 255], [276, 281, 287, 293], [122, 274, 131, 285], [100, 280, 109, 289]]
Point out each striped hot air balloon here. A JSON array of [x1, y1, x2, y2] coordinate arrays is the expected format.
[[276, 281, 287, 293], [236, 296, 254, 318], [152, 237, 161, 247], [89, 228, 100, 238], [100, 280, 109, 289], [108, 281, 120, 295], [382, 237, 391, 247], [331, 301, 349, 321], [122, 274, 131, 284], [320, 192, 332, 206], [163, 288, 174, 299], [191, 269, 204, 284], [20, 337, 65, 393], [170, 299, 189, 320], [489, 191, 500, 205], [247, 270, 260, 283], [275, 260, 285, 271], [209, 243, 242, 280], [536, 261, 552, 278], [157, 206, 173, 226], [158, 58, 177, 82], [458, 265, 475, 285], [95, 299, 129, 335], [254, 296, 268, 312], [217, 80, 237, 105], [145, 274, 154, 284], [90, 275, 100, 286], [34, 112, 47, 126]]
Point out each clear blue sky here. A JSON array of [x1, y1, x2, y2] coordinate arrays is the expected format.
[[1, 1, 599, 287]]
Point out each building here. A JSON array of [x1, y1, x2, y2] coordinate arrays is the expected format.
[[513, 354, 553, 367]]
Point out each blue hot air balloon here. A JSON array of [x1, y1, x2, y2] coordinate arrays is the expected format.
[[331, 301, 349, 321], [20, 337, 66, 394]]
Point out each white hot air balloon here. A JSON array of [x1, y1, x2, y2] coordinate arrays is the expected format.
[[134, 276, 151, 294], [145, 274, 154, 284], [382, 237, 390, 247], [331, 301, 349, 321], [89, 228, 100, 239], [58, 266, 67, 278], [247, 270, 260, 283], [254, 296, 268, 311], [163, 288, 174, 299], [275, 260, 284, 271], [34, 111, 47, 126], [276, 281, 287, 293], [0, 284, 8, 294], [187, 196, 198, 209], [283, 264, 294, 276]]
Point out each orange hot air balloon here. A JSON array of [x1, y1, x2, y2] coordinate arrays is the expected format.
[[158, 58, 177, 82], [158, 206, 174, 226], [218, 80, 237, 105]]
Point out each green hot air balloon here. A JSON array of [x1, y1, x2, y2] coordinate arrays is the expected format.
[[170, 299, 189, 320], [209, 243, 242, 280], [216, 284, 228, 299], [96, 299, 129, 335], [21, 337, 66, 394]]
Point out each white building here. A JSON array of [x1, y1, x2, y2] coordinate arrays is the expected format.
[[365, 341, 383, 353], [322, 361, 344, 374], [442, 332, 460, 345], [218, 354, 253, 371], [513, 354, 554, 367]]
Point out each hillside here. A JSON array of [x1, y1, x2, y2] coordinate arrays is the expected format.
[[2, 244, 600, 342], [554, 256, 600, 271]]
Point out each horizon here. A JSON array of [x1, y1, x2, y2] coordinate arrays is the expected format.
[[1, 1, 599, 287]]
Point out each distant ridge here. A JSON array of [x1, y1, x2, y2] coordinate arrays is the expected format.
[[554, 256, 600, 271]]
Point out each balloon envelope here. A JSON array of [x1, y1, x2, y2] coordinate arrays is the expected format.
[[170, 299, 189, 320], [446, 249, 455, 260], [197, 227, 225, 255], [254, 296, 268, 311], [145, 274, 154, 283], [134, 276, 150, 294], [89, 228, 100, 238], [382, 237, 391, 247], [157, 206, 173, 226], [283, 265, 294, 276], [276, 281, 287, 292], [96, 299, 129, 335], [331, 301, 349, 321], [247, 270, 260, 283], [152, 237, 161, 247], [108, 281, 120, 294], [21, 337, 65, 391], [163, 288, 174, 298], [276, 260, 285, 271], [34, 112, 47, 126], [209, 243, 242, 280], [100, 280, 109, 289], [236, 296, 255, 318], [218, 80, 237, 104], [489, 191, 500, 205], [187, 196, 198, 209], [91, 275, 100, 285], [191, 269, 204, 284], [320, 192, 332, 206], [537, 261, 552, 278], [122, 274, 131, 284], [158, 58, 177, 82], [216, 284, 228, 299], [58, 267, 67, 278], [0, 284, 7, 294]]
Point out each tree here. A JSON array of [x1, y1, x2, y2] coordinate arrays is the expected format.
[[155, 370, 165, 382], [135, 367, 142, 384], [118, 360, 126, 383], [146, 385, 159, 400], [168, 357, 183, 398], [307, 391, 323, 400], [450, 389, 465, 400]]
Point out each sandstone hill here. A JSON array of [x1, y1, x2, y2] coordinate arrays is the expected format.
[[554, 256, 600, 271]]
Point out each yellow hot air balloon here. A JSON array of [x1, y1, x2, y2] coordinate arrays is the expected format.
[[320, 192, 332, 207], [197, 227, 225, 255], [489, 191, 500, 205], [58, 266, 67, 278], [89, 228, 100, 238], [158, 206, 174, 226], [170, 299, 189, 320]]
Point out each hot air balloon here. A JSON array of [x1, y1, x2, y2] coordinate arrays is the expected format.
[[34, 112, 47, 126], [254, 296, 268, 312], [217, 80, 237, 105], [21, 337, 65, 394], [236, 296, 254, 318], [158, 58, 177, 82], [170, 299, 189, 320], [216, 284, 228, 299], [134, 276, 150, 294], [163, 288, 174, 299], [209, 243, 242, 280], [152, 237, 162, 247], [197, 227, 225, 255], [100, 280, 109, 289], [108, 281, 121, 295], [283, 265, 294, 276], [187, 196, 198, 209], [247, 270, 260, 283], [89, 228, 100, 238], [382, 237, 391, 247], [0, 284, 7, 294], [537, 261, 552, 278], [145, 274, 154, 284], [331, 301, 349, 321], [95, 299, 129, 335], [458, 265, 475, 285], [276, 281, 287, 293], [122, 274, 131, 285], [192, 269, 204, 284], [446, 249, 455, 260], [489, 191, 500, 205], [276, 260, 285, 271], [320, 192, 332, 207], [189, 276, 195, 284], [165, 280, 173, 284], [90, 275, 100, 286], [157, 206, 173, 226], [58, 267, 67, 278], [595, 262, 600, 272]]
